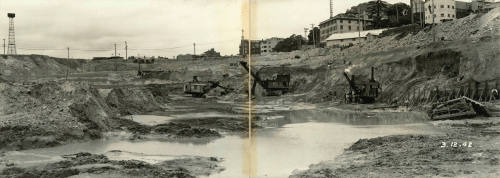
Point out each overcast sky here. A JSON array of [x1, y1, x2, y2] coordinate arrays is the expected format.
[[0, 0, 412, 59]]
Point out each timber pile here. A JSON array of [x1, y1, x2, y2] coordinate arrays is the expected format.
[[428, 96, 490, 120]]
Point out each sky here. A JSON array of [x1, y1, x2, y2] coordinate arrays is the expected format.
[[0, 0, 414, 59]]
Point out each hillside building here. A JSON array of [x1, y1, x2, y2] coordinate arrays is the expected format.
[[260, 37, 284, 55], [323, 29, 385, 47], [424, 0, 457, 24], [319, 13, 373, 41]]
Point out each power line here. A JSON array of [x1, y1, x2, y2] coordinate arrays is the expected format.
[[14, 39, 241, 52]]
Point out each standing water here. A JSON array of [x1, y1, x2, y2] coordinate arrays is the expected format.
[[4, 108, 432, 178]]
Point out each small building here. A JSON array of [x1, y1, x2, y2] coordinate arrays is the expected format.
[[92, 56, 124, 61], [260, 37, 284, 55], [424, 0, 457, 24], [319, 13, 373, 41], [323, 29, 386, 47], [239, 39, 261, 56], [472, 0, 500, 12], [455, 0, 473, 18], [177, 54, 200, 60]]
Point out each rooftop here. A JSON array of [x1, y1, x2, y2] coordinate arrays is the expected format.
[[323, 29, 388, 42]]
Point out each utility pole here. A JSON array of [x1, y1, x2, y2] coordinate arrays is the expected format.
[[396, 3, 400, 24], [2, 39, 4, 55], [432, 0, 436, 42], [114, 43, 117, 56], [304, 28, 308, 39], [329, 0, 333, 18], [310, 24, 315, 48], [66, 47, 69, 81], [193, 43, 196, 55], [410, 0, 414, 26], [358, 8, 361, 37], [125, 41, 128, 60]]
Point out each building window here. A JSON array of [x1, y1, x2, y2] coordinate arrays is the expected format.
[[440, 5, 444, 8], [340, 39, 344, 42], [348, 26, 351, 30], [452, 6, 454, 9], [452, 14, 455, 18], [348, 20, 351, 23], [447, 5, 450, 8], [340, 25, 343, 30], [448, 14, 450, 17], [352, 38, 356, 41], [340, 19, 343, 23], [441, 13, 444, 17], [357, 26, 359, 30]]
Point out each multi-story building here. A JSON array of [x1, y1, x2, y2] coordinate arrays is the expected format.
[[319, 13, 373, 41], [239, 39, 261, 56], [424, 0, 457, 24], [260, 37, 284, 55]]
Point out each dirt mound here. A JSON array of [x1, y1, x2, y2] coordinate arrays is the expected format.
[[0, 152, 223, 178], [0, 81, 114, 150], [0, 81, 179, 151], [0, 55, 86, 82]]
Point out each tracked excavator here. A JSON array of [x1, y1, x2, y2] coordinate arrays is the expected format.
[[183, 76, 234, 97], [239, 61, 290, 96], [343, 67, 380, 104]]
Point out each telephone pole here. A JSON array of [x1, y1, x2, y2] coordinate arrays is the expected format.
[[310, 24, 316, 48], [114, 43, 117, 56], [125, 41, 128, 60], [358, 8, 361, 37], [410, 0, 414, 26], [2, 39, 5, 55], [396, 3, 400, 24], [66, 47, 69, 80], [432, 0, 436, 42], [193, 43, 196, 55]]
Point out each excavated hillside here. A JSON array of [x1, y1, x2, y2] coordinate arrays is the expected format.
[[0, 81, 174, 150], [252, 8, 500, 104], [0, 55, 86, 82]]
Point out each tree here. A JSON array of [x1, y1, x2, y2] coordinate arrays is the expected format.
[[273, 35, 306, 52], [202, 48, 221, 57], [366, 0, 389, 29], [307, 27, 320, 46], [385, 3, 412, 27]]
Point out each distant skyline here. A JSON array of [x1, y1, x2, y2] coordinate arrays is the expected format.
[[0, 0, 413, 59]]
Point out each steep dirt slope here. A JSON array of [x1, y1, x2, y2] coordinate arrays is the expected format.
[[0, 55, 86, 82]]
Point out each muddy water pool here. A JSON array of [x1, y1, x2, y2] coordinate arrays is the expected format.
[[2, 108, 434, 178]]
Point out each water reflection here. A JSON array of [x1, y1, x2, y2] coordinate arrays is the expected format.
[[4, 108, 431, 178], [258, 109, 429, 128]]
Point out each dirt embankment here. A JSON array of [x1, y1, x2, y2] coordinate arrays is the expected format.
[[0, 55, 87, 82], [0, 81, 225, 151], [291, 118, 500, 178], [0, 152, 224, 178]]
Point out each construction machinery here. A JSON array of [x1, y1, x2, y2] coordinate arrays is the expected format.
[[428, 96, 490, 120], [343, 67, 380, 104], [183, 76, 233, 97], [239, 61, 290, 96]]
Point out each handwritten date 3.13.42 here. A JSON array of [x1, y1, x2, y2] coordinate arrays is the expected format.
[[440, 141, 472, 148]]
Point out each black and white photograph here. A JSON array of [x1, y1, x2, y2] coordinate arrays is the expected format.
[[0, 0, 499, 177]]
